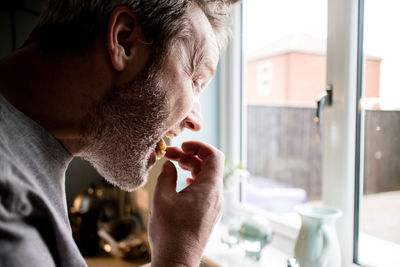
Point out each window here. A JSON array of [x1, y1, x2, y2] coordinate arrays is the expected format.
[[256, 60, 273, 96], [216, 0, 400, 266], [242, 0, 327, 218], [355, 0, 400, 265]]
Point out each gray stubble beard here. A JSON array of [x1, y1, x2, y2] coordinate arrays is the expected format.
[[79, 66, 169, 191]]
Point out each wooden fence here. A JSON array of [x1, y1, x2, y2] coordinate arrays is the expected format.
[[247, 105, 400, 200], [363, 110, 400, 194]]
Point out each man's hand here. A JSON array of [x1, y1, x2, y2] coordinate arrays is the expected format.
[[148, 141, 224, 267]]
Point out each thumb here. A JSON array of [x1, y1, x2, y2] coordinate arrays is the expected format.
[[154, 160, 178, 195]]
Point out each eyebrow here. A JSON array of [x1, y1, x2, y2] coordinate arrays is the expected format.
[[202, 57, 216, 77], [189, 42, 216, 78]]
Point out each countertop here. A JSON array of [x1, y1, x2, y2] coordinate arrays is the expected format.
[[85, 255, 150, 267]]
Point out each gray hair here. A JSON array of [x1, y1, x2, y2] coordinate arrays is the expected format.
[[26, 0, 230, 56]]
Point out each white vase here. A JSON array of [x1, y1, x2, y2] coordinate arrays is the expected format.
[[294, 205, 342, 267]]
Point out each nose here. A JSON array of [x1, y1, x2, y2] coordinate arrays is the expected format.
[[183, 100, 203, 132]]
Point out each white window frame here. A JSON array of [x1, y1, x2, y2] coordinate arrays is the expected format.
[[323, 0, 359, 266], [219, 1, 363, 266]]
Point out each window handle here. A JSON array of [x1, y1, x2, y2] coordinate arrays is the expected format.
[[315, 84, 333, 140]]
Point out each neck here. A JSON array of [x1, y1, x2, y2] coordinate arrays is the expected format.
[[0, 41, 114, 155]]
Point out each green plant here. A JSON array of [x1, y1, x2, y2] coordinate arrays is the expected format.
[[223, 159, 248, 189]]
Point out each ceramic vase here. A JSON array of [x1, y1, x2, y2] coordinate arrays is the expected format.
[[294, 205, 342, 267]]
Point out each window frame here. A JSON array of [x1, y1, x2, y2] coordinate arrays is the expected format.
[[353, 0, 365, 264], [219, 0, 365, 266]]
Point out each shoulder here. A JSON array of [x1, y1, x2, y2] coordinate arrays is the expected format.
[[0, 154, 56, 266], [0, 153, 35, 220]]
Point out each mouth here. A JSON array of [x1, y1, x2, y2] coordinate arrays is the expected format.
[[155, 133, 174, 160], [146, 132, 175, 169]]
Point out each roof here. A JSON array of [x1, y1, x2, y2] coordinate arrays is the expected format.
[[245, 32, 381, 61]]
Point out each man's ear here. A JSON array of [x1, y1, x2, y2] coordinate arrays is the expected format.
[[106, 6, 142, 71]]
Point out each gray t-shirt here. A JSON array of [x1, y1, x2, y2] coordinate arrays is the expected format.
[[0, 95, 86, 266]]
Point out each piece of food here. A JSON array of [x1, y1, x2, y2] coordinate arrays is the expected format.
[[155, 139, 167, 160], [155, 134, 173, 160]]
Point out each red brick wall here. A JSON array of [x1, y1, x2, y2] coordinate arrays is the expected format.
[[246, 52, 380, 106]]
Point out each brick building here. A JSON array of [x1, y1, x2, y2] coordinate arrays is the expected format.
[[245, 33, 381, 106]]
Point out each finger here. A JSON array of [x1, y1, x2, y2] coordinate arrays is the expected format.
[[181, 141, 224, 183], [178, 153, 202, 176], [166, 146, 203, 177], [154, 160, 177, 195], [165, 146, 183, 161], [181, 141, 215, 159], [181, 141, 224, 165]]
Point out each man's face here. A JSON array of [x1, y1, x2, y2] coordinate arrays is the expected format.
[[80, 5, 219, 191]]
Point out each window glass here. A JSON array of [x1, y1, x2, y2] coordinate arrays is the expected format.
[[242, 0, 327, 215], [358, 0, 400, 265]]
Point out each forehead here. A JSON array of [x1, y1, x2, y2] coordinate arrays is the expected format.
[[187, 4, 219, 68]]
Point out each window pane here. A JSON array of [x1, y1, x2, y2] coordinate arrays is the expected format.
[[243, 0, 327, 214], [358, 0, 400, 265]]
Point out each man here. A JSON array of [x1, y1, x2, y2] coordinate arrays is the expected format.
[[0, 0, 230, 266]]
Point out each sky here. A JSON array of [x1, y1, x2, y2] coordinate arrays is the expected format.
[[242, 0, 400, 106]]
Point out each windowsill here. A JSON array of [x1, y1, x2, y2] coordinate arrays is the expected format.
[[203, 202, 301, 266], [358, 233, 400, 266], [232, 202, 301, 252], [203, 223, 291, 267], [207, 198, 400, 267]]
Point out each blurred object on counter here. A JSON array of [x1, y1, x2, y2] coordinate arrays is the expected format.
[[98, 225, 148, 260], [69, 184, 103, 256], [221, 215, 273, 261], [69, 182, 149, 260], [97, 190, 149, 260]]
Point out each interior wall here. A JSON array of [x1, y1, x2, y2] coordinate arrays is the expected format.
[[0, 0, 45, 55], [0, 1, 105, 209]]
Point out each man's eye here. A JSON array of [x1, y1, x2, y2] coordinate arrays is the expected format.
[[193, 80, 202, 92]]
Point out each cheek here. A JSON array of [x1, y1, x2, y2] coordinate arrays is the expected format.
[[167, 86, 194, 125]]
